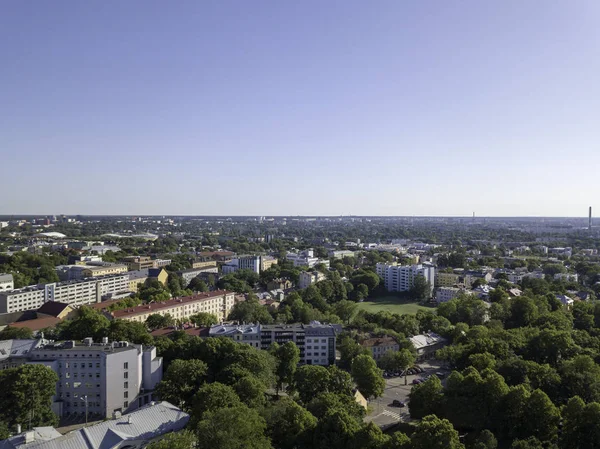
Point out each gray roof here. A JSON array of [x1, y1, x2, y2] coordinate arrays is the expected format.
[[0, 401, 189, 449], [0, 339, 44, 361], [127, 269, 150, 281], [0, 427, 61, 449], [409, 333, 447, 350], [209, 324, 260, 336], [0, 273, 14, 283]]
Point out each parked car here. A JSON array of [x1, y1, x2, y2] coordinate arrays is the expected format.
[[392, 400, 406, 408]]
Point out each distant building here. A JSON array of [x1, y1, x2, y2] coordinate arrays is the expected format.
[[435, 272, 463, 288], [208, 324, 261, 348], [266, 279, 293, 291], [148, 268, 169, 285], [121, 256, 171, 271], [286, 249, 329, 268], [178, 266, 219, 287], [435, 286, 464, 304], [196, 251, 235, 262], [556, 294, 574, 309], [554, 273, 579, 282], [376, 263, 435, 296], [0, 401, 189, 449], [360, 336, 399, 360], [112, 290, 235, 323], [0, 274, 14, 292], [127, 269, 149, 292], [328, 250, 356, 259], [192, 260, 218, 269], [298, 271, 327, 289], [409, 333, 447, 361], [261, 256, 278, 272], [221, 256, 278, 274]]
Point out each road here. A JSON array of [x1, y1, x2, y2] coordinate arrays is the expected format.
[[365, 359, 450, 428]]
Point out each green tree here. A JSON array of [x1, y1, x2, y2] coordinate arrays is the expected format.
[[233, 375, 267, 409], [147, 431, 197, 449], [188, 277, 209, 292], [156, 359, 208, 411], [228, 298, 274, 324], [0, 365, 59, 429], [510, 437, 544, 449], [411, 415, 465, 449], [195, 405, 273, 449], [59, 306, 110, 340], [351, 354, 385, 399], [378, 349, 415, 373], [146, 313, 175, 330], [294, 365, 331, 404], [190, 382, 241, 425], [410, 275, 432, 301], [307, 392, 366, 421], [409, 375, 444, 419], [271, 341, 300, 396], [0, 327, 34, 340], [264, 398, 317, 449], [189, 312, 218, 327], [107, 319, 153, 345], [333, 300, 358, 324], [337, 334, 369, 370]]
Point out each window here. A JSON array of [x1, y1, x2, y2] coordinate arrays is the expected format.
[[124, 372, 128, 379], [124, 392, 128, 398], [124, 362, 128, 369], [124, 401, 129, 408], [124, 382, 128, 388]]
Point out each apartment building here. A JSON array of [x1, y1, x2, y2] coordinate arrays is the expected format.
[[208, 324, 261, 348], [435, 286, 464, 304], [360, 336, 400, 360], [192, 260, 218, 269], [0, 274, 130, 314], [0, 339, 44, 370], [57, 264, 128, 281], [0, 274, 14, 291], [128, 270, 149, 292], [298, 271, 327, 289], [178, 266, 219, 287], [286, 249, 326, 268], [121, 256, 171, 271], [26, 339, 162, 418], [221, 255, 276, 274], [435, 271, 463, 288], [328, 250, 356, 259], [376, 263, 435, 295], [112, 290, 235, 323]]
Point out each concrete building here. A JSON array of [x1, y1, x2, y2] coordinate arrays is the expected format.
[[328, 250, 356, 259], [286, 249, 321, 268], [376, 263, 435, 296], [121, 256, 171, 271], [0, 274, 15, 291], [0, 339, 45, 370], [178, 266, 219, 287], [298, 271, 327, 289], [221, 255, 277, 274], [0, 274, 130, 314], [261, 256, 278, 272], [208, 324, 261, 348], [56, 264, 128, 281], [0, 401, 189, 449], [112, 290, 235, 323], [435, 286, 465, 304], [360, 336, 400, 360], [192, 260, 218, 269], [409, 333, 447, 361], [127, 269, 149, 292], [435, 271, 463, 288], [554, 273, 579, 282]]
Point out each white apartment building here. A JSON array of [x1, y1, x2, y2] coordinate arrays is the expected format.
[[26, 339, 162, 418], [298, 271, 327, 289], [376, 263, 435, 296], [554, 273, 579, 282], [286, 249, 330, 268], [113, 290, 235, 323], [328, 250, 356, 259], [0, 273, 14, 291], [435, 286, 464, 304], [221, 256, 277, 274], [0, 274, 131, 314]]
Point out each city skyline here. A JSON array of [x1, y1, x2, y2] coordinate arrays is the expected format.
[[2, 1, 599, 216]]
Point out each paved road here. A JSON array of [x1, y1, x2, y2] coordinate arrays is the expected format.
[[366, 360, 450, 428]]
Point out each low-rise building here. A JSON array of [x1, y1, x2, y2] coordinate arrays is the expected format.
[[360, 336, 399, 360], [266, 279, 293, 291], [178, 266, 219, 287], [409, 333, 447, 361], [36, 302, 75, 319], [298, 271, 327, 289], [112, 290, 235, 323], [208, 324, 261, 348], [328, 250, 356, 259], [0, 274, 14, 291]]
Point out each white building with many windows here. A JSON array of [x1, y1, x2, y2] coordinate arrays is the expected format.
[[376, 263, 435, 295], [298, 271, 327, 289], [0, 274, 14, 292]]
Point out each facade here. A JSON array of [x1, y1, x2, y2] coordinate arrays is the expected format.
[[178, 267, 219, 287], [266, 279, 293, 291], [409, 333, 447, 361], [208, 324, 261, 348], [435, 272, 462, 288], [27, 339, 162, 418], [148, 268, 169, 285], [0, 401, 189, 449], [328, 250, 356, 259], [192, 260, 218, 269], [55, 264, 128, 281], [376, 263, 435, 295], [0, 274, 130, 314], [361, 336, 400, 360], [128, 269, 149, 292], [298, 271, 327, 289], [554, 273, 579, 282], [286, 249, 320, 268], [0, 274, 14, 291], [0, 339, 45, 370], [112, 290, 235, 323], [221, 255, 277, 274], [435, 286, 464, 304], [121, 256, 171, 271], [261, 256, 278, 271]]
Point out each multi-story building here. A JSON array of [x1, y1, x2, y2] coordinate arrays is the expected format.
[[298, 271, 327, 289], [360, 336, 399, 360], [435, 271, 463, 288], [0, 339, 45, 370], [286, 249, 329, 268], [196, 251, 235, 263], [26, 339, 162, 418], [128, 269, 149, 292], [0, 274, 130, 314], [376, 263, 435, 296], [192, 260, 218, 269], [208, 324, 262, 348], [112, 290, 235, 323], [266, 279, 293, 291], [57, 264, 129, 280], [178, 267, 219, 287], [328, 250, 356, 259], [221, 255, 277, 274], [121, 257, 172, 271], [435, 286, 465, 304], [261, 256, 278, 272], [0, 274, 14, 291], [554, 273, 579, 282]]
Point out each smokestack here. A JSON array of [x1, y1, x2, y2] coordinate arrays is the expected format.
[[590, 206, 593, 230]]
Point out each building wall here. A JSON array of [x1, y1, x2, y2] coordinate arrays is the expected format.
[[435, 272, 462, 287], [435, 287, 463, 304], [298, 271, 326, 289], [376, 263, 435, 295]]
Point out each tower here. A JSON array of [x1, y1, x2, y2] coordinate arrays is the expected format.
[[589, 206, 593, 230]]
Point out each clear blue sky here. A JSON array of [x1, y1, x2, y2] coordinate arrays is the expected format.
[[2, 1, 599, 216]]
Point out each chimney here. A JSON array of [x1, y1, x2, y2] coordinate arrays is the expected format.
[[16, 424, 21, 434], [590, 206, 593, 230], [128, 415, 133, 424]]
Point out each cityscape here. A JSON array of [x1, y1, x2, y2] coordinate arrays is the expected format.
[[2, 1, 599, 449]]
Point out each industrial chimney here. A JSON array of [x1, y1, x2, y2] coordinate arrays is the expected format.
[[590, 206, 593, 230]]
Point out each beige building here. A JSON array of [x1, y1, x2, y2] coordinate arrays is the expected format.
[[121, 256, 171, 271], [435, 271, 462, 287], [192, 260, 218, 269], [298, 271, 327, 289], [261, 257, 278, 272], [112, 290, 235, 323], [361, 336, 400, 360], [81, 264, 128, 278]]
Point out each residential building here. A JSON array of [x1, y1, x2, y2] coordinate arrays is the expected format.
[[0, 339, 45, 370], [221, 255, 277, 274], [0, 274, 14, 291], [197, 251, 235, 262], [128, 269, 149, 292], [0, 401, 188, 449], [178, 266, 219, 287], [266, 279, 293, 291], [554, 273, 579, 282], [148, 268, 169, 286], [360, 336, 400, 360], [376, 263, 435, 296], [556, 294, 574, 309], [435, 287, 464, 304], [112, 290, 235, 323], [353, 389, 368, 411], [261, 256, 278, 272], [298, 271, 327, 289], [0, 274, 130, 314], [26, 339, 162, 418], [286, 249, 321, 268], [121, 256, 171, 271], [36, 302, 75, 319], [463, 270, 493, 287], [192, 260, 218, 269], [328, 250, 356, 259], [549, 247, 573, 258], [409, 333, 447, 361], [208, 324, 261, 348], [435, 272, 463, 288], [56, 264, 128, 280]]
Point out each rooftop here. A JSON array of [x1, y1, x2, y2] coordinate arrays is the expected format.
[[9, 317, 62, 332], [37, 302, 72, 318], [0, 273, 14, 283], [409, 333, 447, 350], [32, 340, 140, 354], [112, 290, 232, 318], [127, 269, 150, 281], [361, 336, 398, 348], [209, 324, 260, 336], [0, 339, 44, 361]]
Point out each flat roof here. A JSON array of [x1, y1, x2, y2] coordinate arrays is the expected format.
[[112, 290, 232, 318]]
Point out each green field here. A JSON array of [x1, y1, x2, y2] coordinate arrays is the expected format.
[[356, 296, 434, 315]]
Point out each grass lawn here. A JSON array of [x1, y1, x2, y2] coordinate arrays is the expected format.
[[356, 296, 435, 315]]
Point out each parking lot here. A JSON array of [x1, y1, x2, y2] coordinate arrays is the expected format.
[[366, 359, 450, 428]]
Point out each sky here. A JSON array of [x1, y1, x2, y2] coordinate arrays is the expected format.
[[1, 1, 599, 217]]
